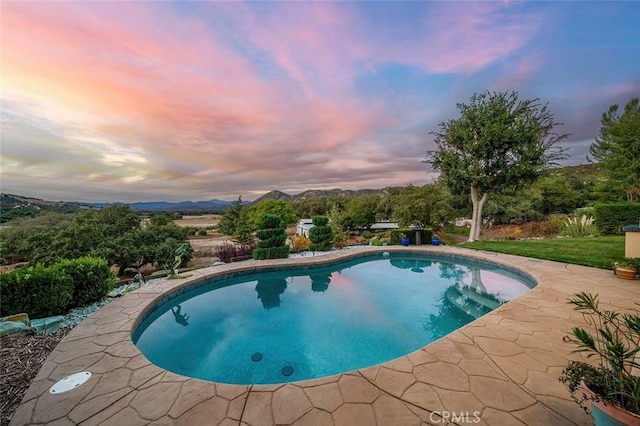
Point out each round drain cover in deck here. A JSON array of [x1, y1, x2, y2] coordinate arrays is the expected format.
[[49, 372, 91, 394]]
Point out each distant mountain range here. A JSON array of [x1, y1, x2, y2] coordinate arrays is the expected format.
[[77, 199, 233, 212], [252, 187, 401, 204], [0, 193, 235, 222], [0, 187, 399, 221]]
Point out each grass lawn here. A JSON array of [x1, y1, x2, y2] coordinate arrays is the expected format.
[[461, 236, 625, 269]]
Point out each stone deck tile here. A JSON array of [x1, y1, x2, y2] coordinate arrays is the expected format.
[[10, 246, 639, 425]]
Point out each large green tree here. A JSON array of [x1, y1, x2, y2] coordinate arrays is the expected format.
[[232, 209, 254, 244], [247, 199, 298, 230], [30, 205, 141, 267], [345, 195, 381, 230], [391, 182, 453, 227], [136, 222, 193, 272], [589, 98, 640, 202], [0, 212, 74, 262], [294, 196, 333, 218], [218, 196, 245, 235], [482, 186, 544, 225], [427, 91, 568, 241]]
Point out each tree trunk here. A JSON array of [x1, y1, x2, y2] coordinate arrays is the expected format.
[[467, 184, 489, 242]]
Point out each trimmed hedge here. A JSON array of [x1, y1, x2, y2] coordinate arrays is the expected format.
[[0, 256, 118, 318], [253, 214, 290, 260], [258, 214, 282, 229], [390, 228, 433, 245], [312, 216, 329, 227], [594, 203, 640, 235], [309, 215, 334, 251], [0, 264, 74, 318], [58, 257, 117, 308], [253, 246, 291, 260], [255, 228, 287, 249]]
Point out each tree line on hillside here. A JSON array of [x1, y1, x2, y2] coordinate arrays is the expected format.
[[217, 164, 607, 238], [0, 205, 192, 274], [0, 194, 83, 223]]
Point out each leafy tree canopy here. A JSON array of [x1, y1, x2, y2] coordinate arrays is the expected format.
[[247, 199, 297, 229], [294, 196, 332, 218], [232, 209, 254, 244], [426, 90, 568, 241], [218, 196, 245, 235], [589, 98, 640, 202], [345, 196, 381, 230], [392, 182, 453, 227]]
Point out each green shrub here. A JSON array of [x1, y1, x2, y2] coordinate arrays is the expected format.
[[370, 238, 384, 246], [311, 215, 329, 227], [332, 228, 348, 249], [0, 264, 74, 318], [255, 228, 287, 248], [574, 206, 595, 219], [362, 230, 374, 239], [58, 256, 117, 308], [252, 214, 290, 260], [390, 228, 433, 245], [549, 214, 569, 230], [185, 227, 198, 236], [310, 215, 334, 251], [259, 214, 282, 229], [197, 229, 208, 236], [252, 246, 291, 260], [594, 203, 640, 235]]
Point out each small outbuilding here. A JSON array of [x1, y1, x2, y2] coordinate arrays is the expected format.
[[296, 219, 314, 237]]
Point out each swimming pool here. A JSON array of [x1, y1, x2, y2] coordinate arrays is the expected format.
[[133, 253, 535, 385]]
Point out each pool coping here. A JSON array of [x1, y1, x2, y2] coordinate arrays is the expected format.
[[9, 245, 640, 425]]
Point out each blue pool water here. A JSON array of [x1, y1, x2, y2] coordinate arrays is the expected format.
[[133, 253, 535, 384]]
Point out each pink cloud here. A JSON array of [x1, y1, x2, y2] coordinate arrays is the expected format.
[[376, 2, 541, 74], [490, 53, 546, 92], [218, 2, 367, 95], [3, 1, 392, 156], [1, 1, 546, 201]]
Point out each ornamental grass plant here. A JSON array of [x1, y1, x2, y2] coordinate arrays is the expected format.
[[561, 214, 596, 238]]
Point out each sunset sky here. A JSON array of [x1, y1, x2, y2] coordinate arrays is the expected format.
[[1, 1, 639, 203]]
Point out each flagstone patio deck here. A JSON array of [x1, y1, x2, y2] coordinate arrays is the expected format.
[[10, 246, 640, 426]]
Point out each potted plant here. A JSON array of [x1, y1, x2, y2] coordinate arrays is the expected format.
[[400, 233, 410, 246], [559, 292, 640, 425], [431, 235, 441, 246], [614, 258, 639, 280]]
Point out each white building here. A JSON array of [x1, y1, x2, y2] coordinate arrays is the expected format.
[[367, 222, 399, 232], [296, 219, 314, 237], [297, 218, 401, 237]]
